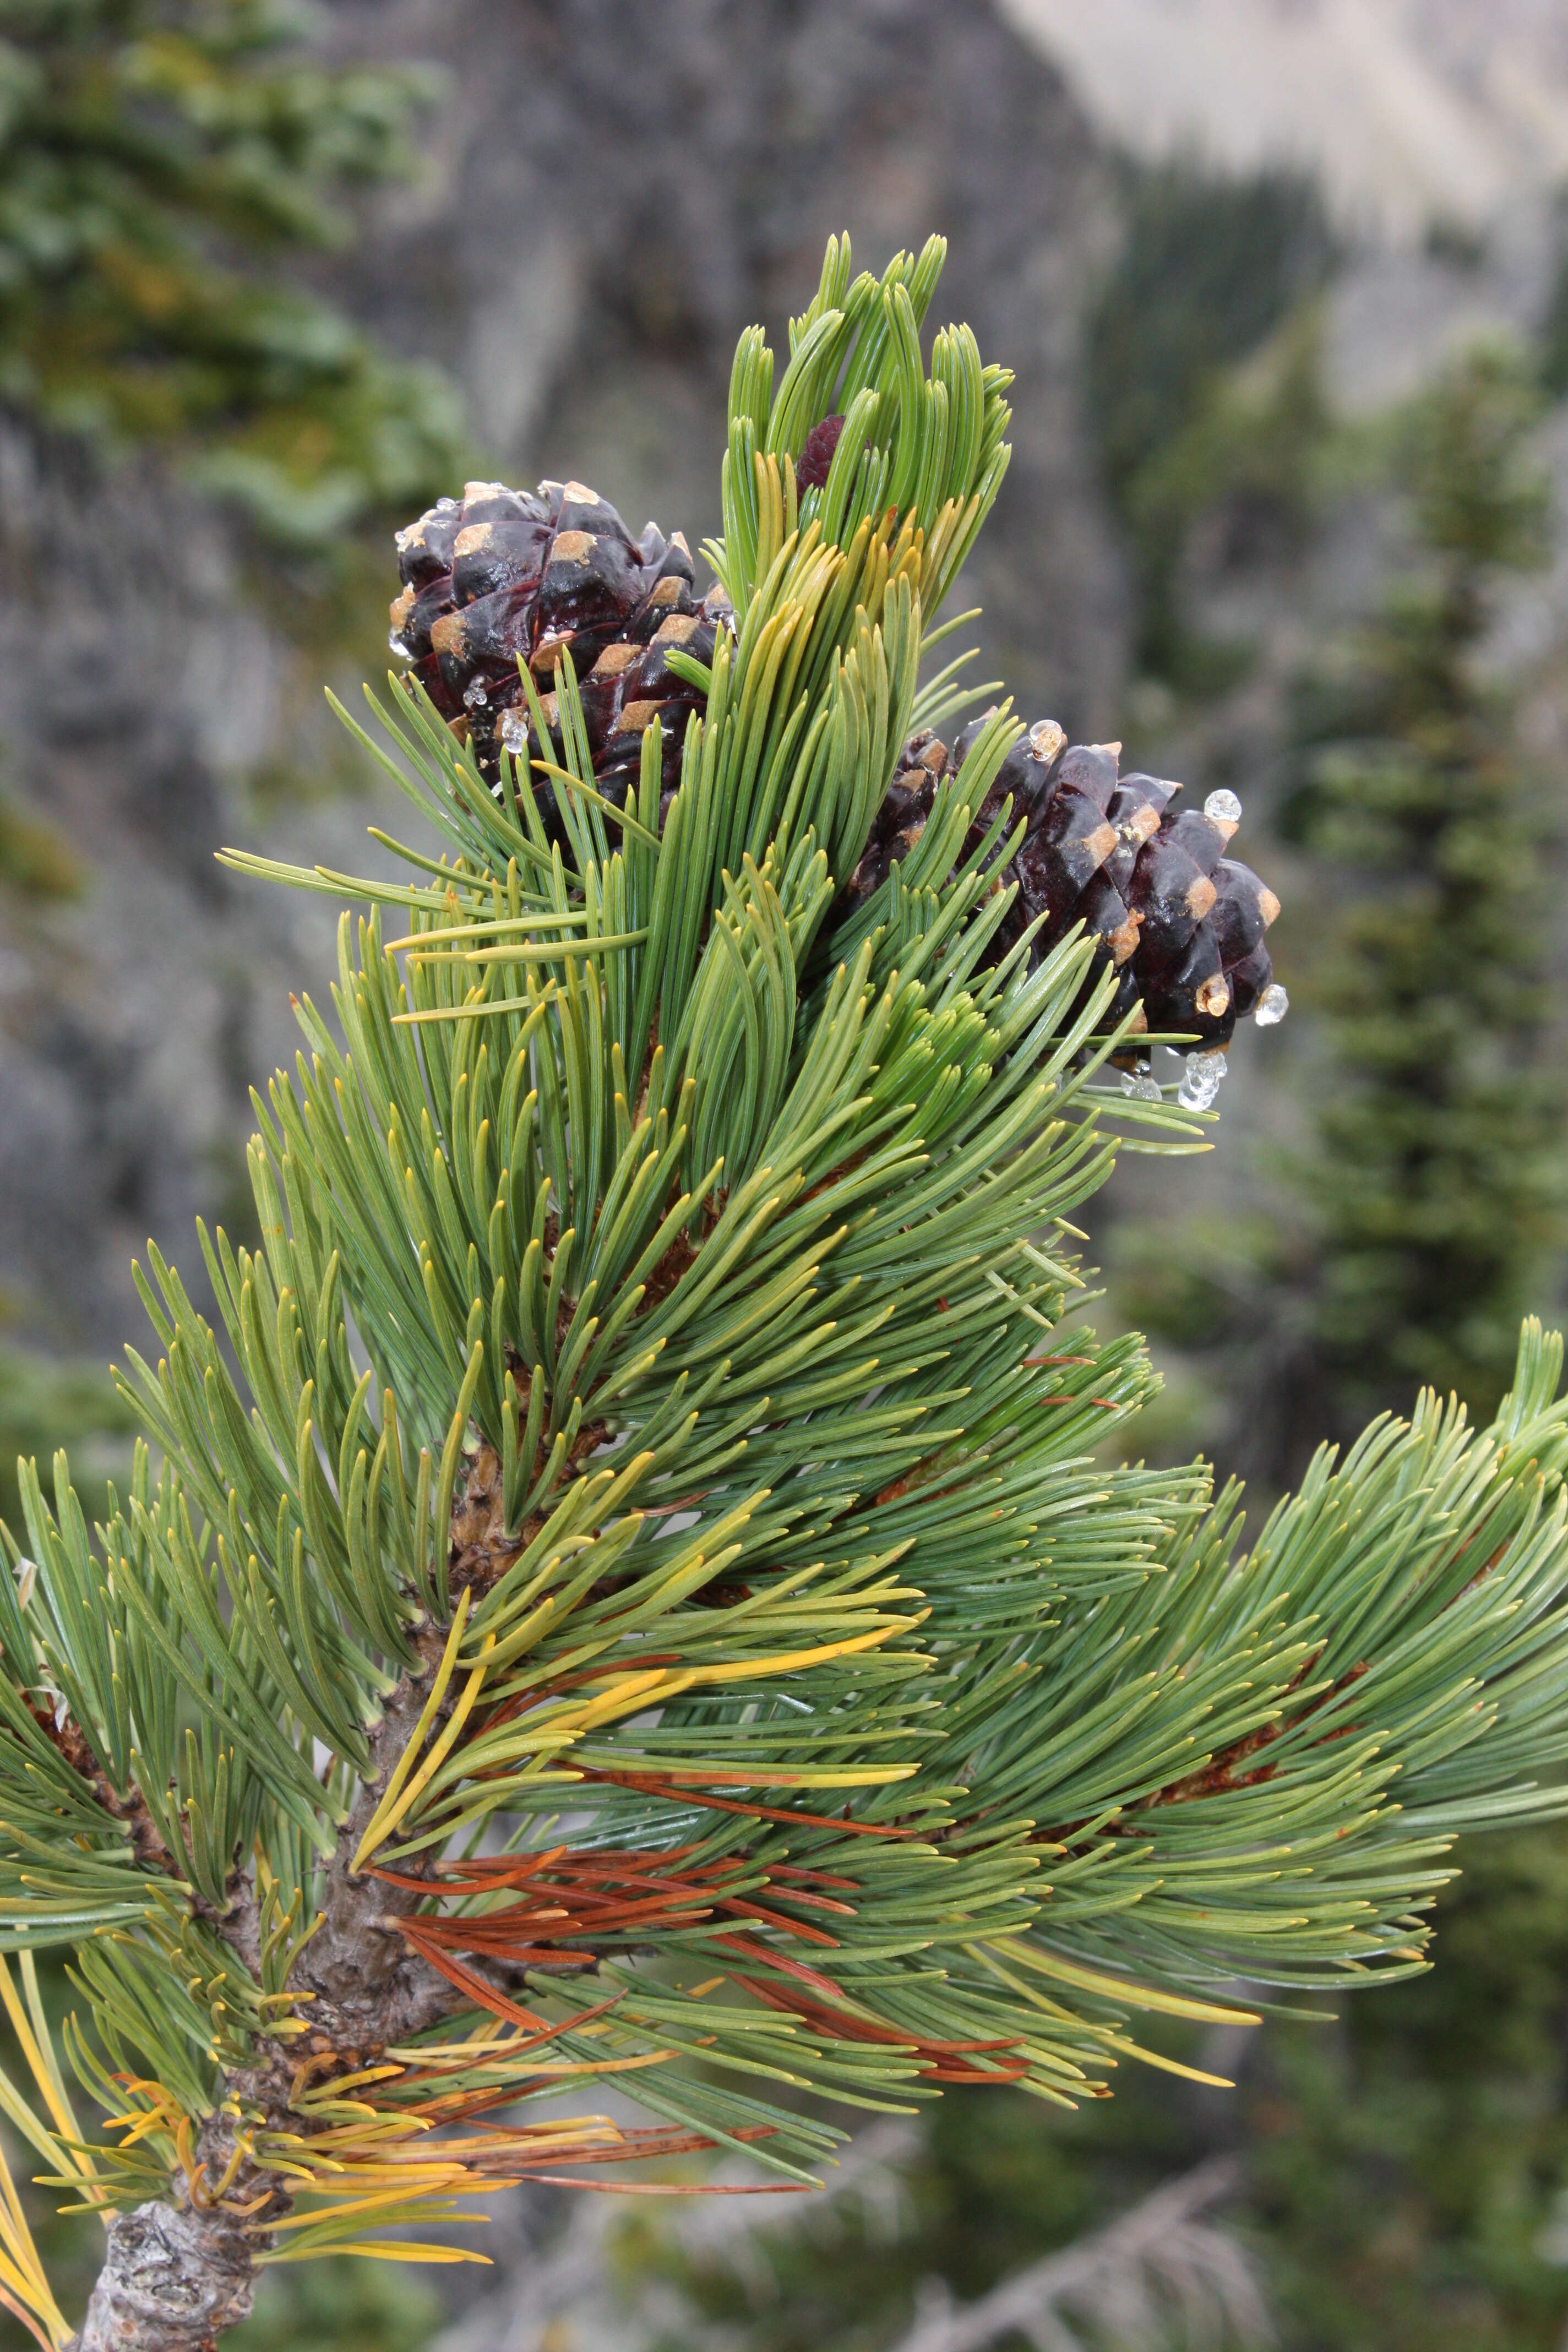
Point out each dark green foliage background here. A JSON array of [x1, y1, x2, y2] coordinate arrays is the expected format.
[[0, 0, 465, 543], [1276, 347, 1565, 1431]]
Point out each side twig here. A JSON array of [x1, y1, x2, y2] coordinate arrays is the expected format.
[[886, 2159, 1267, 2352]]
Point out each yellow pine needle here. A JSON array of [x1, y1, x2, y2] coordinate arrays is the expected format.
[[0, 2143, 72, 2350], [980, 1938, 1261, 2027], [444, 2051, 673, 2086], [284, 2126, 443, 2162], [575, 1756, 918, 1787], [751, 452, 794, 585], [407, 932, 647, 966], [248, 2156, 331, 2187], [292, 2116, 393, 2135], [394, 994, 545, 1025], [292, 2065, 405, 2101], [548, 1617, 923, 1740], [383, 2035, 533, 2064], [0, 2068, 68, 2182], [551, 1665, 678, 1735], [467, 1589, 557, 1674], [260, 2183, 491, 2232], [0, 1961, 101, 2207], [355, 1634, 497, 1859], [286, 2121, 630, 2177], [964, 1942, 1110, 2029], [385, 912, 594, 950], [676, 1619, 921, 1683], [297, 2111, 433, 2144], [107, 2116, 173, 2148], [13, 1961, 83, 2161], [1099, 2033, 1239, 2090], [350, 1594, 475, 1872], [102, 2079, 189, 2150], [261, 2240, 493, 2266], [385, 2047, 671, 2082], [173, 2117, 201, 2187], [392, 973, 563, 1027], [266, 2165, 469, 2199], [0, 2286, 67, 2352], [194, 2136, 254, 2208], [270, 2132, 416, 2162]]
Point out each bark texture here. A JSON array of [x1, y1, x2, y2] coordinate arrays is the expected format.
[[295, 1628, 466, 2047], [73, 2202, 257, 2352]]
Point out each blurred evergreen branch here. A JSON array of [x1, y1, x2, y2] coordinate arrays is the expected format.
[[1085, 160, 1335, 689], [1114, 340, 1568, 1488], [879, 2158, 1264, 2352], [1231, 1819, 1568, 2350], [1536, 190, 1568, 402], [0, 0, 466, 545], [0, 1347, 136, 1539], [1281, 343, 1567, 1428]]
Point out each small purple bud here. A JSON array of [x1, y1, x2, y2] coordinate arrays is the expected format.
[[796, 414, 847, 495]]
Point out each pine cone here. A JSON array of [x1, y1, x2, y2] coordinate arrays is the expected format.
[[389, 491, 1283, 1056], [390, 478, 731, 818], [844, 721, 1282, 1052]]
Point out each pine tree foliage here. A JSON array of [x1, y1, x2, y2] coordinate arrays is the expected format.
[[1283, 345, 1566, 1424], [4, 237, 1568, 2349], [0, 0, 462, 544]]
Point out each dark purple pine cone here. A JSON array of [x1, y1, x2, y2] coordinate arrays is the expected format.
[[842, 722, 1283, 1053], [390, 478, 733, 823]]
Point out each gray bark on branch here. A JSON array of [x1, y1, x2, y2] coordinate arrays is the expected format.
[[72, 2202, 257, 2352]]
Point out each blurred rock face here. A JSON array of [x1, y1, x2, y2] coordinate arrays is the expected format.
[[0, 425, 375, 1357], [340, 0, 1127, 726], [0, 0, 1127, 1359], [999, 0, 1568, 245]]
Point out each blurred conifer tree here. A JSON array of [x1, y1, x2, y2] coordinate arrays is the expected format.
[[0, 0, 464, 545], [1280, 344, 1566, 1436], [1115, 341, 1567, 1489], [1084, 160, 1333, 684]]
